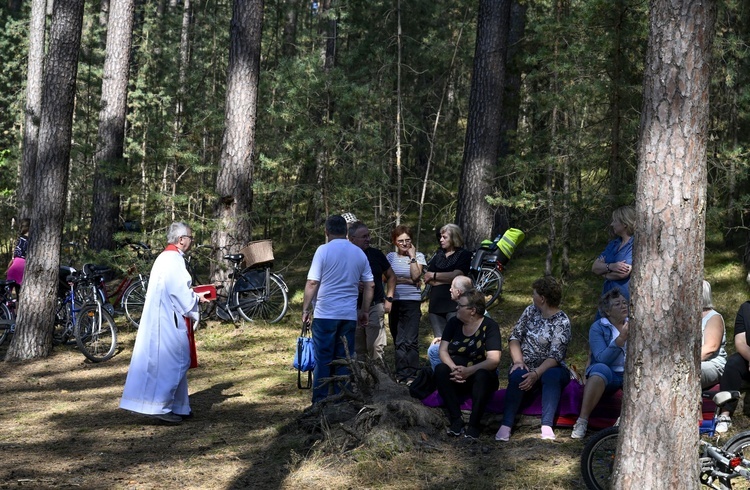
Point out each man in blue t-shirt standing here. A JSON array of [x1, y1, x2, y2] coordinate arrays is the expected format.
[[303, 215, 374, 403]]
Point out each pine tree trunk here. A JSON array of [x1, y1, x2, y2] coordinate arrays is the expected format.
[[492, 0, 526, 235], [308, 0, 336, 228], [545, 154, 556, 277], [607, 0, 626, 206], [211, 0, 264, 283], [281, 0, 298, 58], [18, 0, 48, 220], [394, 0, 402, 226], [456, 0, 511, 251], [175, 0, 191, 134], [89, 0, 135, 251], [613, 1, 716, 487], [6, 0, 87, 361]]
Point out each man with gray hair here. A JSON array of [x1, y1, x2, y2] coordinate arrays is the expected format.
[[303, 215, 375, 403], [348, 220, 396, 361], [120, 222, 209, 423], [428, 275, 476, 370]]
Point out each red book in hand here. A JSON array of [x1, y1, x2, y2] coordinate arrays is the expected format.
[[193, 284, 217, 301]]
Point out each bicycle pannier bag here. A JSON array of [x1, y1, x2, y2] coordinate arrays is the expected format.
[[497, 228, 525, 264], [234, 269, 265, 292], [294, 322, 315, 389]]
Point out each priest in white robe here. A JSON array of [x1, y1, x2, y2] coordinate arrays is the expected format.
[[120, 222, 207, 423]]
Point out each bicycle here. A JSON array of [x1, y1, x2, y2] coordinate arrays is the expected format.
[[581, 390, 750, 490], [123, 241, 289, 326], [234, 240, 289, 323], [469, 246, 505, 308], [213, 247, 289, 324], [183, 241, 289, 324], [0, 279, 17, 346], [120, 244, 211, 329], [121, 275, 148, 328], [54, 265, 118, 362], [104, 246, 153, 311]]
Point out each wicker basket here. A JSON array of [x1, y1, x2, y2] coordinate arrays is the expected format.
[[240, 240, 274, 269]]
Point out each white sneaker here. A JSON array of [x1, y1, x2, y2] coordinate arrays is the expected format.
[[571, 418, 588, 439], [716, 415, 732, 434]]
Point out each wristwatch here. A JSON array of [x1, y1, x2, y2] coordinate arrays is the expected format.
[[385, 296, 394, 302], [410, 257, 417, 263]]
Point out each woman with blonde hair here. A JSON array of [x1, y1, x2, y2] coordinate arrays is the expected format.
[[700, 280, 726, 389], [423, 224, 472, 341], [592, 206, 635, 302]]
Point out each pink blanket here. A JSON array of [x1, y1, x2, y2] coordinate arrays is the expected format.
[[421, 382, 716, 429]]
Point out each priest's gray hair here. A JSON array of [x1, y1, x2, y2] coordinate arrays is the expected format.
[[167, 222, 190, 244]]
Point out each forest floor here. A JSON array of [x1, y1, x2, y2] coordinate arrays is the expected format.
[[0, 316, 595, 490], [1, 238, 749, 489]]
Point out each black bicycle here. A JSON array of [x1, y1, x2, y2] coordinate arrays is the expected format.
[[581, 391, 750, 490], [0, 279, 17, 346], [122, 244, 289, 327], [54, 265, 118, 362], [213, 252, 289, 324]]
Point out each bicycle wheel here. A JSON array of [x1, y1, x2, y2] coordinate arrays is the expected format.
[[723, 430, 750, 459], [0, 302, 12, 345], [52, 298, 76, 345], [581, 426, 619, 490], [122, 277, 148, 328], [236, 273, 288, 323], [75, 304, 117, 362], [474, 266, 503, 308]]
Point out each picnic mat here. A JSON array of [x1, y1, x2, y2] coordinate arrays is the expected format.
[[421, 381, 717, 430]]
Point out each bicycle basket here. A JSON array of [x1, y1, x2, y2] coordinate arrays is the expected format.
[[234, 269, 265, 293], [240, 240, 274, 269]]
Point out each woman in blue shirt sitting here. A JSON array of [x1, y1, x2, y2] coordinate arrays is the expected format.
[[571, 287, 629, 439]]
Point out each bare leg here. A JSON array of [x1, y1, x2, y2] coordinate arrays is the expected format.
[[579, 376, 606, 420]]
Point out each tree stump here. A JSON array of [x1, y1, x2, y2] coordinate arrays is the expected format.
[[297, 354, 446, 455]]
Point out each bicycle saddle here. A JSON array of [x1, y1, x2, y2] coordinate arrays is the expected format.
[[223, 254, 244, 263], [59, 266, 77, 281], [83, 263, 110, 277]]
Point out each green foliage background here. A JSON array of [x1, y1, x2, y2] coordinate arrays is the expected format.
[[0, 0, 747, 268]]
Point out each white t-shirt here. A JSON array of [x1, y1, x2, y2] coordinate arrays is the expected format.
[[308, 238, 373, 320]]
